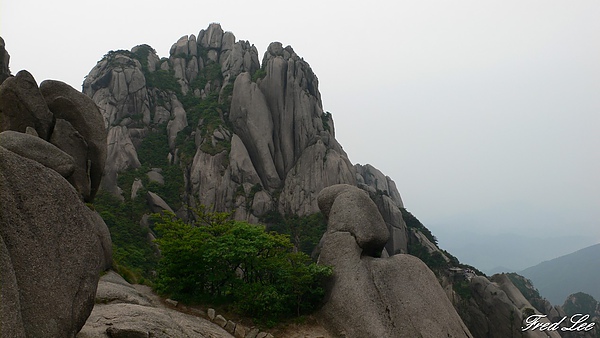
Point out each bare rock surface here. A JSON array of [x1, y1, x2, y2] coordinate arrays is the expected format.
[[0, 130, 75, 177], [79, 272, 233, 338], [316, 184, 473, 338], [50, 118, 92, 198], [40, 79, 108, 201], [0, 36, 10, 84], [0, 70, 54, 139], [0, 146, 110, 338]]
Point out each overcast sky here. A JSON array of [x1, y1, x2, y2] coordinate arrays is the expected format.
[[2, 1, 599, 270]]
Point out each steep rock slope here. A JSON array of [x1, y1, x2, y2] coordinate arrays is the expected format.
[[0, 51, 111, 336], [83, 23, 355, 223]]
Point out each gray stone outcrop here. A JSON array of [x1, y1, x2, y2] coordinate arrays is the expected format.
[[40, 79, 108, 201], [0, 36, 10, 84], [0, 146, 111, 337], [80, 272, 235, 337], [82, 23, 356, 221], [0, 70, 54, 140], [316, 184, 473, 338], [0, 130, 75, 177], [460, 275, 561, 338]]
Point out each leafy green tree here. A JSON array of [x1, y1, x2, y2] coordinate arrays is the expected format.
[[153, 207, 332, 322]]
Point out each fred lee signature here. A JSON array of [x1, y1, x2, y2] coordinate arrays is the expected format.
[[522, 314, 595, 332]]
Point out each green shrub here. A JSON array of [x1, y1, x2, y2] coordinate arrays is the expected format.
[[252, 67, 267, 82], [153, 207, 332, 322]]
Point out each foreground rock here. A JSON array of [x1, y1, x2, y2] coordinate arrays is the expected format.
[[316, 184, 473, 338], [0, 36, 10, 84], [0, 70, 54, 140], [78, 272, 233, 338], [41, 79, 108, 201], [0, 147, 110, 337]]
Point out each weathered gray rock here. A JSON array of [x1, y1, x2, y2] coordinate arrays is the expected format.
[[95, 271, 151, 306], [316, 184, 473, 338], [199, 23, 224, 49], [40, 79, 108, 202], [83, 52, 151, 128], [146, 191, 174, 213], [0, 70, 54, 139], [245, 328, 259, 338], [0, 130, 75, 177], [80, 272, 233, 337], [0, 234, 26, 338], [131, 178, 144, 199], [89, 211, 114, 271], [146, 169, 164, 185], [369, 191, 409, 255], [225, 320, 236, 333], [166, 95, 187, 149], [103, 126, 141, 195], [214, 315, 227, 328], [0, 146, 109, 337], [0, 36, 10, 84], [355, 163, 403, 207], [229, 72, 280, 189], [79, 303, 233, 338], [463, 275, 561, 338], [278, 140, 356, 216], [258, 43, 330, 176], [228, 134, 262, 185], [50, 118, 91, 199]]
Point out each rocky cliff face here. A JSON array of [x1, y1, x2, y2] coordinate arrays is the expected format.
[[83, 23, 356, 224], [0, 47, 112, 337]]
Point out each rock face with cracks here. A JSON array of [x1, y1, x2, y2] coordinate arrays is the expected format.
[[316, 184, 473, 338], [0, 47, 111, 337]]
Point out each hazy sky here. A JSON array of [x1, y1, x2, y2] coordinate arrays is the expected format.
[[2, 1, 599, 270]]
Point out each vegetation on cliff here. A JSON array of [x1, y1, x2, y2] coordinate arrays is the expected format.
[[153, 207, 332, 324]]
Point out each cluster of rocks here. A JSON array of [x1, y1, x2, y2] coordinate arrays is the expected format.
[[0, 70, 107, 202], [0, 44, 112, 337], [82, 23, 356, 224], [204, 308, 273, 338], [78, 271, 234, 337], [81, 24, 429, 268]]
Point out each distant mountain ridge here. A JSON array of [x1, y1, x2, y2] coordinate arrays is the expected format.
[[520, 243, 600, 305]]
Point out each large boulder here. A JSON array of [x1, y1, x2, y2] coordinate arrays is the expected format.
[[316, 184, 473, 338], [0, 146, 111, 337], [50, 119, 92, 199], [0, 70, 54, 139], [40, 79, 108, 202], [0, 130, 75, 177], [78, 271, 234, 338]]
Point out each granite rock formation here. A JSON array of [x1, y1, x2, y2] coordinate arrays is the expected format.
[[0, 55, 111, 337], [0, 36, 10, 84], [0, 147, 110, 337], [83, 23, 355, 224], [316, 184, 473, 338], [78, 271, 234, 338], [452, 274, 561, 338]]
